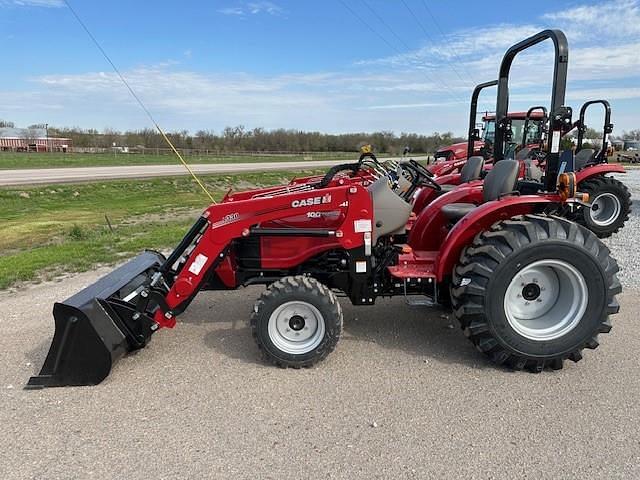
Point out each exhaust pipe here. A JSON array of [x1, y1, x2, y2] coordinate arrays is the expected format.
[[26, 251, 166, 389]]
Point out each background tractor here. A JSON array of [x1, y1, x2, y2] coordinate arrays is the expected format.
[[429, 79, 631, 238]]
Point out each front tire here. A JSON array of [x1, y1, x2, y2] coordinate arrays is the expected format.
[[251, 276, 343, 368], [451, 215, 621, 372], [573, 176, 631, 238]]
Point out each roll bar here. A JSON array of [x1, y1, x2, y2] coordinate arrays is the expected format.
[[467, 80, 498, 158], [494, 29, 571, 191], [576, 100, 613, 163], [522, 106, 548, 149]]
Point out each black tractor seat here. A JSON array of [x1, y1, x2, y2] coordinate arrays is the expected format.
[[441, 159, 520, 222], [438, 156, 485, 194]]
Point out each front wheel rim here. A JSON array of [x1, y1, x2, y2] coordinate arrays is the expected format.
[[267, 301, 325, 355], [504, 260, 589, 341], [589, 192, 622, 226]]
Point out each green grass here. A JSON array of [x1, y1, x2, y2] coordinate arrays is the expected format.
[[0, 170, 322, 289], [0, 151, 359, 169]]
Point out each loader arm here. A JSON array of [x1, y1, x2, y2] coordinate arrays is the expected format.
[[153, 183, 373, 328]]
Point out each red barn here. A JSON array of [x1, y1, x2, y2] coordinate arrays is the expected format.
[[0, 127, 72, 152]]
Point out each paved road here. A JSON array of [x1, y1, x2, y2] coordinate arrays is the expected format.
[[0, 156, 428, 186], [1, 272, 638, 479]]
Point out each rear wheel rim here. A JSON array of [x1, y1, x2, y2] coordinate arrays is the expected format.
[[268, 301, 325, 355], [589, 192, 621, 226], [504, 260, 588, 341]]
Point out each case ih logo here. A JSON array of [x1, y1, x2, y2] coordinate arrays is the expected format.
[[291, 194, 331, 208]]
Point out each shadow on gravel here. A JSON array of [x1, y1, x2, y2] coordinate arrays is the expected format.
[[339, 299, 492, 370], [24, 338, 50, 376], [193, 290, 492, 371], [203, 327, 265, 366]]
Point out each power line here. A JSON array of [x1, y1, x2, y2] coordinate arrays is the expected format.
[[422, 0, 495, 115], [363, 0, 476, 104], [62, 0, 216, 203], [414, 1, 511, 116], [360, 0, 412, 51], [419, 0, 477, 86], [399, 0, 474, 92], [337, 0, 466, 105], [337, 0, 404, 57]]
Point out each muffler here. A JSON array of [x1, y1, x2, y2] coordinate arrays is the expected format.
[[26, 251, 166, 389]]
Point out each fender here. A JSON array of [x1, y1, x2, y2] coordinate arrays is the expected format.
[[435, 194, 561, 281], [575, 163, 625, 183], [411, 186, 439, 214], [408, 181, 484, 251], [436, 172, 462, 186], [428, 158, 467, 176]]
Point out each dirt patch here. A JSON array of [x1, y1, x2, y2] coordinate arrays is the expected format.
[[118, 207, 203, 226]]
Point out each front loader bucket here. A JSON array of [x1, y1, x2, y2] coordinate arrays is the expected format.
[[26, 251, 166, 389]]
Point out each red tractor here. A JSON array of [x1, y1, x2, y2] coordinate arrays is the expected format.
[[429, 80, 630, 238], [27, 30, 621, 388]]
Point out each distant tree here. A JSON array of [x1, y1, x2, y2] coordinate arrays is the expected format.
[[23, 123, 471, 154], [560, 136, 574, 151], [623, 129, 640, 140], [0, 119, 15, 128], [584, 127, 603, 139], [23, 128, 39, 150]]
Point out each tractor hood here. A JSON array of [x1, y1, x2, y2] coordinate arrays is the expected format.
[[436, 140, 484, 160]]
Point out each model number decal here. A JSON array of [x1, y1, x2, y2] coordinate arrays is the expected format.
[[291, 194, 332, 208], [222, 212, 239, 222]]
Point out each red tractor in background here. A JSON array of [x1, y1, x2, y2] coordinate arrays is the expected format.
[[27, 30, 622, 389], [428, 78, 631, 238]]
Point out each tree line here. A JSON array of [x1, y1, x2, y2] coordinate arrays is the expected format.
[[2, 122, 463, 154], [3, 119, 639, 152]]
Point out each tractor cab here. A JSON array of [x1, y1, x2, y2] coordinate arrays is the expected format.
[[481, 111, 546, 151]]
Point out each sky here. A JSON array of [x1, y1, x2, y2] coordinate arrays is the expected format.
[[1, 0, 639, 136]]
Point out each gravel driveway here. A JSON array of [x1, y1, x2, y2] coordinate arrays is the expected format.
[[603, 168, 640, 287], [1, 169, 639, 480]]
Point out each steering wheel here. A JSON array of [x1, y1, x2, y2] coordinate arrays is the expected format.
[[402, 160, 441, 191], [409, 159, 434, 178]]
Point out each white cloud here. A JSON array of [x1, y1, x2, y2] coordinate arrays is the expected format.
[[543, 0, 640, 38], [218, 7, 244, 16], [1, 0, 63, 7], [218, 1, 283, 17], [0, 63, 475, 133], [354, 0, 640, 125], [366, 101, 464, 110], [4, 0, 640, 134]]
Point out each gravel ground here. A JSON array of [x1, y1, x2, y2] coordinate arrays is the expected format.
[[602, 169, 640, 287], [1, 169, 639, 480]]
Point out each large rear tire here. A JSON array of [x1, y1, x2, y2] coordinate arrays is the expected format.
[[251, 276, 343, 368], [573, 176, 631, 238], [451, 215, 621, 372]]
